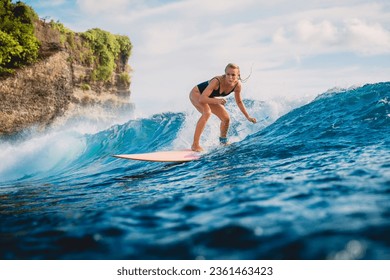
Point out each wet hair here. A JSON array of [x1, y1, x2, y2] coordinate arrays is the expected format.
[[224, 63, 251, 82]]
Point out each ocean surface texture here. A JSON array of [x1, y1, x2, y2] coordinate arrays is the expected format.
[[0, 82, 389, 259]]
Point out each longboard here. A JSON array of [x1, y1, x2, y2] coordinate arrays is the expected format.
[[113, 149, 201, 162]]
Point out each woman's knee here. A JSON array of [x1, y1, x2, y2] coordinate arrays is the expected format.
[[221, 114, 230, 125], [202, 109, 212, 120]]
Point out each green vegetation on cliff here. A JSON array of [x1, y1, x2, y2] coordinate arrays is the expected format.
[[50, 22, 132, 84], [81, 28, 132, 82], [0, 0, 40, 75], [0, 0, 132, 84]]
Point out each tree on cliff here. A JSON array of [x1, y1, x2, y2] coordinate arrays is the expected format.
[[81, 28, 132, 82], [0, 0, 40, 75]]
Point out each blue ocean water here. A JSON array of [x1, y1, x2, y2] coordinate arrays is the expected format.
[[0, 82, 389, 260]]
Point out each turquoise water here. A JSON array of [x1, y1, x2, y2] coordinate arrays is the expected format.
[[0, 82, 389, 259]]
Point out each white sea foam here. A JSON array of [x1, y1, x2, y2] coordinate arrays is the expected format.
[[0, 104, 136, 183], [171, 95, 311, 151]]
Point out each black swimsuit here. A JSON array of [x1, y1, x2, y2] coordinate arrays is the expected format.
[[197, 77, 237, 98]]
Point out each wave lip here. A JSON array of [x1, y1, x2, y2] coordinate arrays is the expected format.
[[240, 82, 390, 157]]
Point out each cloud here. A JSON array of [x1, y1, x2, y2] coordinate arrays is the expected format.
[[296, 20, 338, 45], [344, 18, 390, 54], [76, 0, 129, 15], [272, 18, 390, 60], [142, 22, 188, 55], [124, 1, 390, 113], [74, 0, 390, 59]]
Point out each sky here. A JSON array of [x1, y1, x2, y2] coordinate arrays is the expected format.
[[22, 0, 390, 114]]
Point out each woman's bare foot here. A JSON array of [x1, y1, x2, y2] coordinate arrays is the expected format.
[[191, 144, 204, 152]]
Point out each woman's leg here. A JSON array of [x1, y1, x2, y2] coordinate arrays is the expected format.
[[190, 90, 211, 152], [210, 103, 230, 139]]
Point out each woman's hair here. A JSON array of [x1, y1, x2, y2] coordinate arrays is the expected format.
[[225, 63, 251, 82]]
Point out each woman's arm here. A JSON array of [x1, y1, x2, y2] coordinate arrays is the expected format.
[[234, 83, 257, 123], [199, 78, 226, 105]]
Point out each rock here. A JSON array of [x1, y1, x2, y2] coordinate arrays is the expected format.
[[0, 52, 72, 135]]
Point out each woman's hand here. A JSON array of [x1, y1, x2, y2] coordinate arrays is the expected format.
[[215, 98, 227, 105], [247, 116, 257, 123]]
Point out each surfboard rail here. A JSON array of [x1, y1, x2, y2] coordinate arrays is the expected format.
[[113, 149, 201, 162]]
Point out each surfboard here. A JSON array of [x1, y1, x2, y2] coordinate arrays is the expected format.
[[113, 149, 201, 162]]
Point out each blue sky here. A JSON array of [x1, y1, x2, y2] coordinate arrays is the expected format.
[[23, 0, 390, 114]]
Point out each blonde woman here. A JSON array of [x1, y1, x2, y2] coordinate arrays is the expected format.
[[189, 63, 257, 152]]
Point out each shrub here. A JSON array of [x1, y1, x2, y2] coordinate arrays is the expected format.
[[49, 20, 75, 47], [0, 0, 40, 75], [81, 28, 132, 81], [81, 83, 91, 91], [116, 35, 132, 63], [119, 72, 131, 87]]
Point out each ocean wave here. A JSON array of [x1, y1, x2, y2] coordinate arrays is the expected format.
[[1, 82, 389, 183], [1, 82, 389, 259]]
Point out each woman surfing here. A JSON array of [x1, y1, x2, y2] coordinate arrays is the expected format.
[[189, 63, 257, 152]]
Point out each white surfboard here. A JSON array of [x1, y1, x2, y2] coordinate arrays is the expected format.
[[113, 149, 201, 162]]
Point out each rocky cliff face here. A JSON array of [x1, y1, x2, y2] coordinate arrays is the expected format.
[[0, 20, 132, 136]]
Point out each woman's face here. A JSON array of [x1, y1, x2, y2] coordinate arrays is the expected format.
[[225, 67, 239, 85]]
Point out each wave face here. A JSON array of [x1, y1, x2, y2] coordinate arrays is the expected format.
[[0, 82, 389, 259]]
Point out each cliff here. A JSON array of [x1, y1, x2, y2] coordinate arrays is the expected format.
[[0, 51, 72, 135], [0, 6, 133, 136]]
